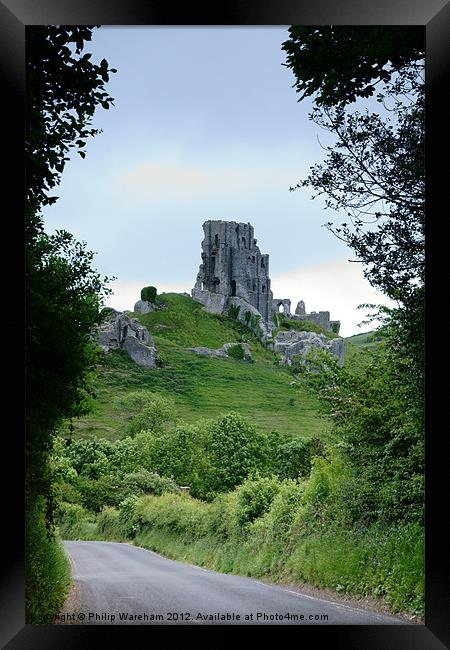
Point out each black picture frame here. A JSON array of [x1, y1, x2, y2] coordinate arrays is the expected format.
[[3, 0, 448, 647]]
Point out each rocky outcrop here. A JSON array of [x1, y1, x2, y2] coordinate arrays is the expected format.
[[96, 310, 158, 368], [186, 342, 252, 361], [273, 330, 345, 366], [134, 299, 157, 314]]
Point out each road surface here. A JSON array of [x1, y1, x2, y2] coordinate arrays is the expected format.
[[61, 541, 406, 625]]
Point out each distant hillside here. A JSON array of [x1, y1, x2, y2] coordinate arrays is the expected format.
[[346, 330, 384, 349], [74, 294, 331, 441]]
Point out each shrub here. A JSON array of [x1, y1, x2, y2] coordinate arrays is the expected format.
[[134, 420, 212, 499], [228, 304, 240, 320], [206, 412, 270, 495], [64, 437, 114, 479], [56, 501, 97, 539], [273, 436, 324, 480], [124, 392, 177, 437], [96, 507, 123, 540], [72, 473, 121, 512], [26, 496, 72, 623], [226, 344, 245, 360], [136, 493, 210, 539], [118, 495, 141, 538], [235, 476, 282, 527], [141, 286, 157, 303], [116, 469, 180, 502]]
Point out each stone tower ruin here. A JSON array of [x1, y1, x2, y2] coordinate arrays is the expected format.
[[192, 220, 273, 322], [191, 219, 340, 338]]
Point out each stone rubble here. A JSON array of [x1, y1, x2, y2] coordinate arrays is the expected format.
[[186, 342, 252, 361]]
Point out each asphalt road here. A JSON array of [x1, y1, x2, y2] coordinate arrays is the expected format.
[[62, 541, 406, 625]]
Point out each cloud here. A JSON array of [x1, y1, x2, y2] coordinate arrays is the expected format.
[[119, 161, 296, 198]]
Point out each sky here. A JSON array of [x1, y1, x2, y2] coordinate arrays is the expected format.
[[41, 26, 395, 337]]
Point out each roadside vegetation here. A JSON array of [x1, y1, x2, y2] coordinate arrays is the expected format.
[[54, 325, 424, 619]]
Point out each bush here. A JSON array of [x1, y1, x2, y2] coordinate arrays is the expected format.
[[57, 501, 97, 539], [64, 437, 114, 479], [116, 469, 180, 502], [118, 495, 141, 538], [96, 507, 123, 540], [235, 476, 282, 527], [72, 473, 121, 512], [206, 412, 270, 495], [273, 436, 324, 480], [26, 496, 72, 623], [136, 493, 210, 539], [124, 393, 177, 437], [141, 286, 157, 303], [228, 304, 240, 320], [226, 344, 245, 360]]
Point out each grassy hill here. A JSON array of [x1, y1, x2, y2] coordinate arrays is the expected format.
[[346, 330, 384, 349], [74, 294, 331, 441]]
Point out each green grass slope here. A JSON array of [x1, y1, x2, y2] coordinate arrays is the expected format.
[[74, 293, 329, 441]]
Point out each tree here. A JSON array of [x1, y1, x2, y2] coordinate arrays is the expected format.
[[26, 26, 116, 236], [26, 26, 116, 525], [282, 27, 425, 528], [282, 26, 424, 107], [282, 26, 424, 383], [206, 412, 269, 495]]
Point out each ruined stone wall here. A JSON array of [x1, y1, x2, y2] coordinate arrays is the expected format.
[[192, 220, 273, 323]]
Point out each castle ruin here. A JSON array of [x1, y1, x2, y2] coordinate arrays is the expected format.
[[192, 220, 273, 322], [192, 220, 340, 335]]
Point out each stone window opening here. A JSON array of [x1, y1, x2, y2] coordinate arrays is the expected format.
[[278, 303, 284, 313], [252, 256, 255, 263], [242, 236, 246, 249], [214, 234, 219, 247], [231, 280, 237, 297], [252, 284, 256, 292], [262, 285, 266, 293], [261, 258, 265, 269]]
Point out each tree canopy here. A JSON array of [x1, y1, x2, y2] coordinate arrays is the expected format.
[[282, 26, 424, 107]]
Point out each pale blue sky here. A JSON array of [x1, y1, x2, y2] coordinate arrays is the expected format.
[[42, 26, 393, 336]]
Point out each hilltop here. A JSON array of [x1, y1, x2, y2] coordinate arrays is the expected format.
[[73, 293, 350, 441]]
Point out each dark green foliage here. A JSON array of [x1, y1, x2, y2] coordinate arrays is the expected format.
[[300, 346, 424, 526], [117, 470, 180, 500], [26, 23, 116, 521], [244, 310, 252, 324], [26, 497, 72, 623], [141, 286, 157, 303], [72, 474, 119, 512], [206, 412, 270, 496], [282, 26, 424, 107], [228, 304, 240, 320], [27, 26, 116, 232], [273, 436, 324, 480], [235, 476, 281, 527], [283, 26, 424, 394], [226, 344, 245, 360]]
